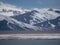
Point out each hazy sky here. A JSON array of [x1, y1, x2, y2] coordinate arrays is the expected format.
[[0, 0, 60, 9]]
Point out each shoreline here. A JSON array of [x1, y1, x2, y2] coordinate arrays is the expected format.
[[0, 33, 60, 40]]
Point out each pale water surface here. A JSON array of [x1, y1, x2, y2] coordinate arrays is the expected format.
[[0, 40, 60, 45]]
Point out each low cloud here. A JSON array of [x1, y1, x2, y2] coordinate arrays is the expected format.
[[0, 2, 21, 10]]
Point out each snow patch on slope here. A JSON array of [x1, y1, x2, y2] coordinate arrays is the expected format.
[[33, 8, 60, 19]]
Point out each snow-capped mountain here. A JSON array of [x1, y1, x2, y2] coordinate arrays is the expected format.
[[13, 8, 60, 25], [0, 2, 30, 16], [0, 8, 60, 32]]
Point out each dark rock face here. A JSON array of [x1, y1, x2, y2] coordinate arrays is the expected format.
[[12, 11, 34, 24], [0, 20, 11, 31], [55, 10, 60, 14]]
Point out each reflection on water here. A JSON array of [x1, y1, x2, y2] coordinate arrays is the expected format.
[[0, 40, 60, 45]]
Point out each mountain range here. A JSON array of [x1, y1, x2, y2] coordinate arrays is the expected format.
[[0, 7, 60, 32]]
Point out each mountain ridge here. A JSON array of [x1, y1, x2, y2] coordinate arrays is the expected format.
[[0, 8, 60, 31]]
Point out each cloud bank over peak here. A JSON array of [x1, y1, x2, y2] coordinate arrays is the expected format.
[[0, 2, 23, 11]]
